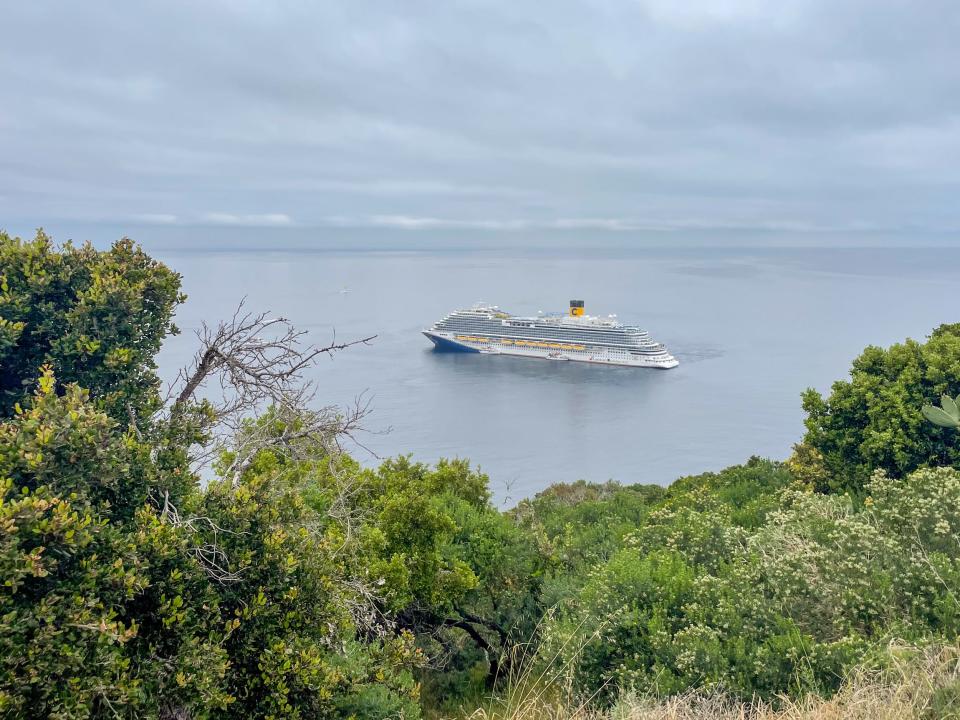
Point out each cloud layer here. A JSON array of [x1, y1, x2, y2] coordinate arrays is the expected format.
[[2, 1, 959, 238]]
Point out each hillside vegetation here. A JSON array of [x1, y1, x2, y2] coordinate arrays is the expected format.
[[1, 231, 959, 719]]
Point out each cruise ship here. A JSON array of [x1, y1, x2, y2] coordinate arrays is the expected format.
[[423, 301, 678, 368]]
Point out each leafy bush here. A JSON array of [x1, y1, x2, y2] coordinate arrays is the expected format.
[[0, 374, 231, 719], [797, 324, 960, 493], [0, 234, 425, 718], [0, 230, 183, 422], [546, 463, 960, 702]]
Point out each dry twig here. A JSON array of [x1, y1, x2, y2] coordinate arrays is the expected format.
[[164, 298, 376, 477]]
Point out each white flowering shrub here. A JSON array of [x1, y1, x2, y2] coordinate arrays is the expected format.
[[545, 465, 960, 702], [627, 505, 749, 573]]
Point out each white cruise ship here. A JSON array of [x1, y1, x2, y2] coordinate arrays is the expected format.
[[423, 301, 678, 369]]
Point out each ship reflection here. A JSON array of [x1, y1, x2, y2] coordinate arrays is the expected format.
[[422, 347, 679, 388]]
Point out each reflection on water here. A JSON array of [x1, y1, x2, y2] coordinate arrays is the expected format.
[[426, 349, 667, 387]]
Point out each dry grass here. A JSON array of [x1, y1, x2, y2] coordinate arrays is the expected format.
[[459, 644, 960, 720]]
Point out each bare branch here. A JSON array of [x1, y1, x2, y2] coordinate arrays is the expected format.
[[126, 403, 143, 441], [172, 299, 374, 415], [156, 490, 246, 584], [162, 298, 376, 475]]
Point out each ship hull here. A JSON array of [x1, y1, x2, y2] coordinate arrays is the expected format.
[[423, 331, 678, 368]]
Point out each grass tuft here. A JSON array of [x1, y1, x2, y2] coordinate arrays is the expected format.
[[453, 643, 960, 720]]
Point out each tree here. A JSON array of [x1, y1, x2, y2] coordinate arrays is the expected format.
[[796, 323, 960, 493], [334, 457, 538, 692], [294, 454, 545, 697], [0, 230, 183, 423], [0, 371, 232, 719], [0, 233, 418, 718], [199, 449, 421, 720]]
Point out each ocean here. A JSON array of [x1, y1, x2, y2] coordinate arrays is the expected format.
[[118, 233, 959, 504]]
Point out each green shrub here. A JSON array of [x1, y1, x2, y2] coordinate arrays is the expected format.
[[0, 230, 183, 423], [545, 463, 960, 703], [797, 324, 960, 493]]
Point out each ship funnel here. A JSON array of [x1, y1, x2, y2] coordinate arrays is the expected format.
[[569, 299, 584, 317]]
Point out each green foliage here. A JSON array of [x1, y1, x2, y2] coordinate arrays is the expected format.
[[303, 455, 546, 702], [0, 236, 424, 719], [213, 421, 540, 711], [0, 229, 183, 422], [518, 459, 791, 611], [545, 463, 960, 703], [0, 374, 231, 719], [423, 476, 545, 701], [797, 324, 960, 493], [200, 452, 422, 720], [0, 373, 424, 720], [357, 457, 484, 611], [518, 481, 666, 566]]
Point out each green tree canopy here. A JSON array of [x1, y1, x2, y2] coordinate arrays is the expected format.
[[0, 235, 423, 719], [0, 230, 183, 422], [0, 373, 232, 719], [797, 323, 960, 493]]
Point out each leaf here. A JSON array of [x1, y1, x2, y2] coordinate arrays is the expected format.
[[922, 405, 960, 428], [940, 395, 960, 421]]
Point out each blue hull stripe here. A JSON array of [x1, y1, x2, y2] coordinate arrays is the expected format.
[[423, 332, 480, 353]]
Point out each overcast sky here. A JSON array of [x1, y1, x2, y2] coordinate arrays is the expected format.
[[2, 1, 959, 239]]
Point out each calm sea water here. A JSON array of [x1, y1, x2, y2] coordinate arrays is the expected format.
[[143, 238, 959, 504]]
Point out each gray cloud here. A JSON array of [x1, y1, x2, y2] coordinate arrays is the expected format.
[[2, 0, 960, 238]]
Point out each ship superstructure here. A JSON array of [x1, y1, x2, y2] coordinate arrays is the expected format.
[[423, 301, 678, 368]]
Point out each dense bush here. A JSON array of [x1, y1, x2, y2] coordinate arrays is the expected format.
[[797, 323, 960, 493], [543, 463, 960, 701], [0, 230, 183, 422], [299, 454, 546, 704], [0, 233, 424, 719], [0, 374, 232, 718]]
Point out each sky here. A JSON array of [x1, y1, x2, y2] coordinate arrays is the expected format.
[[2, 0, 960, 240]]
